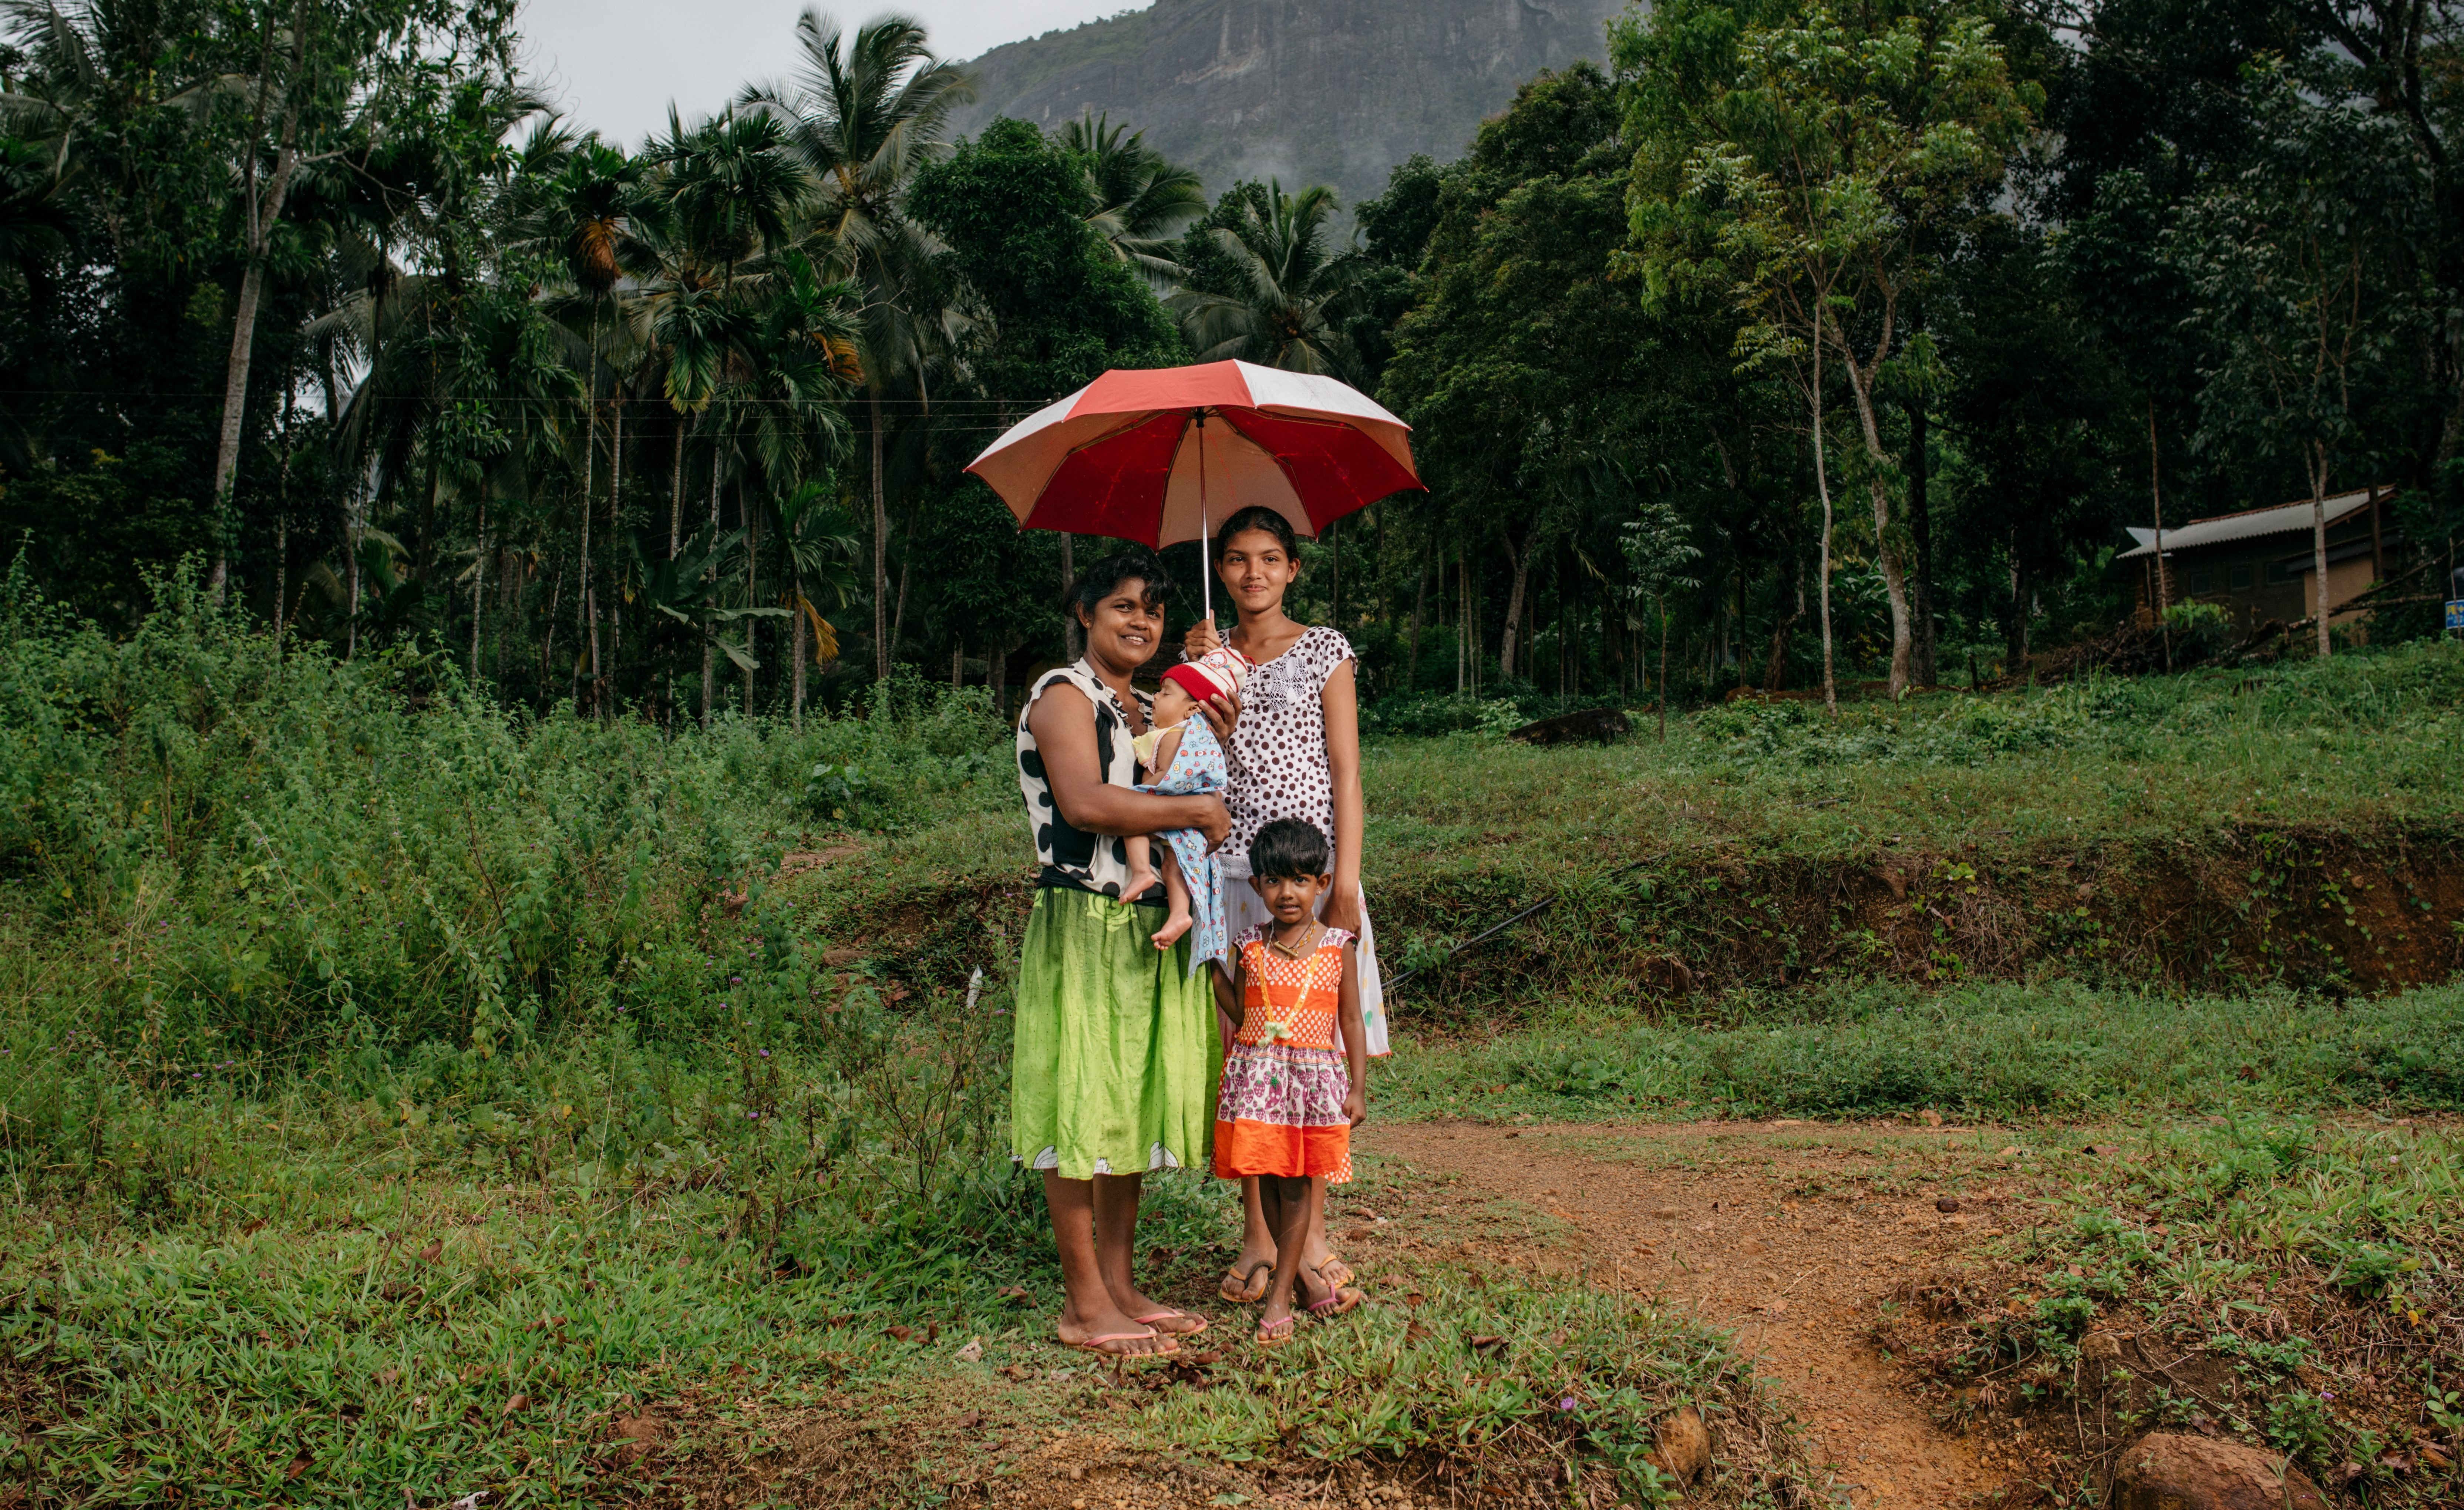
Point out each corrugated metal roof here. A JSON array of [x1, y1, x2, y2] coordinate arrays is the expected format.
[[2118, 490, 2379, 559]]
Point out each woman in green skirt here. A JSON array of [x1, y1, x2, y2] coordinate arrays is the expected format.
[[1014, 550, 1239, 1359]]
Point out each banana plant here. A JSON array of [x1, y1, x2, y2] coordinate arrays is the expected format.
[[633, 524, 787, 677]]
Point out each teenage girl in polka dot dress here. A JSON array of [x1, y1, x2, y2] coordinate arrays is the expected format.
[[1183, 505, 1387, 1302]]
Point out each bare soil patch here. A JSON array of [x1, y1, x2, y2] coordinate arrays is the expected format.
[[1357, 1117, 2039, 1509]]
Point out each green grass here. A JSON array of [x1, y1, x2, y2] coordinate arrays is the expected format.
[[3, 581, 2460, 1505], [1371, 978, 2464, 1123]]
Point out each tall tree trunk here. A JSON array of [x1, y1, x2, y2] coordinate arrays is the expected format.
[[2150, 397, 2170, 671], [2309, 444, 2333, 659], [472, 501, 487, 682], [1764, 552, 1803, 692], [1406, 544, 1429, 690], [1909, 386, 1934, 686], [1656, 591, 1669, 741], [702, 454, 721, 725], [792, 603, 808, 732], [1439, 554, 1458, 695], [207, 9, 309, 605], [870, 388, 889, 682], [1497, 529, 1532, 679], [608, 401, 624, 715], [744, 474, 759, 718], [889, 495, 922, 667], [579, 364, 599, 720], [670, 410, 686, 558], [2005, 544, 2028, 673], [1810, 352, 1838, 717], [1839, 361, 1913, 698], [543, 555, 564, 700]]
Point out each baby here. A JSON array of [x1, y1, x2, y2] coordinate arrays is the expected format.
[[1127, 646, 1251, 971]]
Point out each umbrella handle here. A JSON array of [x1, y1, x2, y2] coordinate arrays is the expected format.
[[1198, 410, 1212, 629]]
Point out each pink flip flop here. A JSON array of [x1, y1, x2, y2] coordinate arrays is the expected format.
[[1135, 1309, 1208, 1338]]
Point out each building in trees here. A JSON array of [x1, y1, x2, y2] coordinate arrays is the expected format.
[[2120, 489, 2397, 639]]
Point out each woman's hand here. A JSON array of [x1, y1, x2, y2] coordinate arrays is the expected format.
[[1319, 885, 1362, 937], [1187, 794, 1233, 851], [1183, 618, 1224, 660], [1196, 686, 1241, 742]]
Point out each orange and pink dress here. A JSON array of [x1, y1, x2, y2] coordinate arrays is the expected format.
[[1212, 923, 1356, 1183]]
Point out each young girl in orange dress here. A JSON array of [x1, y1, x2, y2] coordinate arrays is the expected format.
[[1211, 817, 1369, 1345]]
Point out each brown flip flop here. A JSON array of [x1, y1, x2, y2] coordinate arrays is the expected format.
[[1218, 1259, 1272, 1303], [1061, 1328, 1178, 1358]]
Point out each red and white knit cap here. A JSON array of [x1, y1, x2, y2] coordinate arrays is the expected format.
[[1162, 646, 1252, 706]]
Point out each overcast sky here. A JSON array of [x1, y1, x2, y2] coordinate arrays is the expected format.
[[516, 0, 1134, 149]]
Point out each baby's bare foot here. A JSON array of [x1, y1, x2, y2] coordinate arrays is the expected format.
[[1120, 866, 1157, 905], [1151, 909, 1194, 948]]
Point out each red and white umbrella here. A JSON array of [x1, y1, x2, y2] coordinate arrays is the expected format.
[[965, 360, 1424, 618]]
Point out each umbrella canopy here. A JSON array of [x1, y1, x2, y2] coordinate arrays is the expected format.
[[965, 361, 1424, 552]]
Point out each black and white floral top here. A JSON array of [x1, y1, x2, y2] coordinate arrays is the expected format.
[[1016, 660, 1161, 901], [1224, 626, 1354, 864]]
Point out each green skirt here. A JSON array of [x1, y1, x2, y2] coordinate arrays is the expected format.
[[1012, 887, 1217, 1180]]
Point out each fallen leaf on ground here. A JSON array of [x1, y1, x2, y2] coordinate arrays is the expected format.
[[956, 1338, 984, 1362]]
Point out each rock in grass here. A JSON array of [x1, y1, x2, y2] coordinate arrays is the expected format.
[[2112, 1433, 2330, 1510], [1648, 1406, 1710, 1484]]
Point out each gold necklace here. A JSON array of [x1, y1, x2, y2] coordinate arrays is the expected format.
[[1267, 922, 1322, 959]]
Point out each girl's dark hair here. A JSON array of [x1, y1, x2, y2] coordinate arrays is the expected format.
[[1211, 505, 1303, 564], [1248, 817, 1331, 880], [1061, 549, 1174, 622]]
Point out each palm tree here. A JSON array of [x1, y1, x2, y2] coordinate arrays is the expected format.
[[636, 107, 807, 722], [1171, 180, 1362, 376], [524, 133, 657, 714], [1061, 111, 1204, 282], [743, 10, 973, 684]]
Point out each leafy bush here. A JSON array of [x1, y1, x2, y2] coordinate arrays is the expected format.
[[2162, 599, 2237, 661], [0, 565, 1013, 1146]]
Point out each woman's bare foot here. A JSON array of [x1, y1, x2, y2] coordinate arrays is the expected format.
[[1057, 1297, 1177, 1358], [1150, 905, 1194, 948]]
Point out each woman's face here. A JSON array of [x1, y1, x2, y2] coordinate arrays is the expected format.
[[1077, 578, 1164, 674], [1215, 527, 1299, 615]]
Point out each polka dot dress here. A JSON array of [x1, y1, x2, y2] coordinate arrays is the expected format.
[[1224, 626, 1352, 863]]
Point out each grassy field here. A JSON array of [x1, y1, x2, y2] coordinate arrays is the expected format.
[[0, 580, 2458, 1505]]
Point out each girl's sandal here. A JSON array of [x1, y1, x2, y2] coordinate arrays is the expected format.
[[1316, 1257, 1357, 1288], [1254, 1315, 1296, 1348], [1062, 1329, 1177, 1359], [1305, 1285, 1366, 1320], [1218, 1260, 1272, 1304], [1135, 1309, 1208, 1338]]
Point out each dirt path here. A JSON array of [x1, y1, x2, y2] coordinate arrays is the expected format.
[[1353, 1118, 2031, 1510]]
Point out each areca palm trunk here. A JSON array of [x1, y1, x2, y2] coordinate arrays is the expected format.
[[608, 401, 625, 716], [703, 451, 720, 726], [792, 600, 807, 731], [870, 387, 889, 685], [578, 328, 601, 719]]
